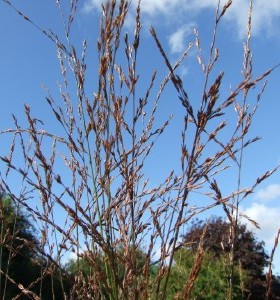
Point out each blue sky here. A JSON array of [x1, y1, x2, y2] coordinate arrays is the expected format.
[[1, 0, 280, 272]]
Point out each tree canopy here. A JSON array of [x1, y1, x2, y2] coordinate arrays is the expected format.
[[0, 192, 71, 299], [178, 217, 280, 300], [167, 249, 245, 299]]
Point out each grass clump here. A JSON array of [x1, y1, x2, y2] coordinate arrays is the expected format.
[[0, 0, 279, 299]]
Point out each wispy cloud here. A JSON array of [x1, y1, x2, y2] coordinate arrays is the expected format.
[[219, 0, 280, 37], [83, 0, 100, 13], [255, 184, 280, 201], [83, 0, 280, 38], [168, 24, 194, 54]]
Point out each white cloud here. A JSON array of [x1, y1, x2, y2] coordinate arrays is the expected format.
[[241, 203, 280, 248], [83, 0, 100, 13], [255, 184, 280, 201], [242, 202, 280, 274], [179, 66, 189, 77], [168, 24, 194, 54], [219, 0, 280, 37], [84, 0, 280, 38], [137, 0, 181, 16], [152, 246, 170, 264], [68, 251, 78, 261]]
